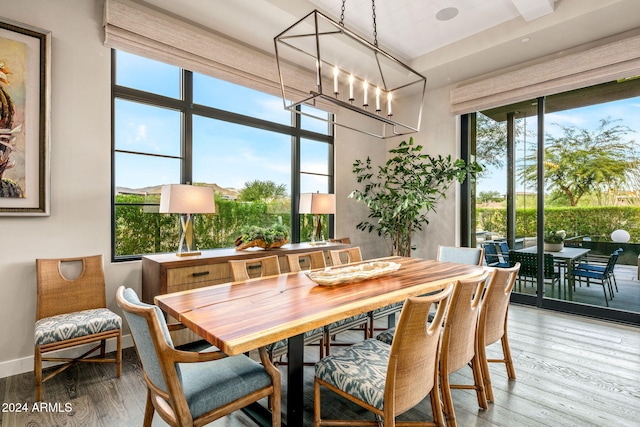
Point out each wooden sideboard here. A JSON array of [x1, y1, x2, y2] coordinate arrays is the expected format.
[[142, 242, 350, 345], [141, 242, 350, 304]]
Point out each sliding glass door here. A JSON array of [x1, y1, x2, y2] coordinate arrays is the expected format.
[[468, 78, 640, 325]]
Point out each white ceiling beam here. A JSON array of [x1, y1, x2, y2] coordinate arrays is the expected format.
[[511, 0, 555, 21]]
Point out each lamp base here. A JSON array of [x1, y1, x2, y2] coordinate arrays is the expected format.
[[176, 251, 201, 257], [309, 241, 328, 246]]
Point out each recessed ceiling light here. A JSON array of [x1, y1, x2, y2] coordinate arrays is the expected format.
[[436, 7, 459, 21], [521, 37, 531, 43]]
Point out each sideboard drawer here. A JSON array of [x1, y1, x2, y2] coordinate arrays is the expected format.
[[167, 264, 230, 287]]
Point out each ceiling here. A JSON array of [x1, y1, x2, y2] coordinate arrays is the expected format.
[[140, 0, 640, 88]]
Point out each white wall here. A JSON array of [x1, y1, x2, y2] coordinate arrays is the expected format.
[[0, 0, 459, 377]]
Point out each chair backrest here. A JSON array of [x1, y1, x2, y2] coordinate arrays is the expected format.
[[329, 247, 363, 266], [388, 282, 454, 414], [604, 250, 619, 275], [286, 251, 326, 272], [478, 263, 520, 347], [509, 251, 555, 279], [116, 287, 178, 396], [328, 237, 351, 244], [36, 255, 107, 320], [482, 243, 500, 265], [228, 255, 281, 281], [498, 242, 510, 254], [440, 271, 490, 375], [437, 245, 484, 266]]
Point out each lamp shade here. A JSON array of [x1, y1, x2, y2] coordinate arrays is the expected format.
[[299, 193, 336, 214], [159, 184, 216, 214]]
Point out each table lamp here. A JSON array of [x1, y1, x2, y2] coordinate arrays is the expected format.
[[159, 184, 216, 256], [299, 192, 336, 244]]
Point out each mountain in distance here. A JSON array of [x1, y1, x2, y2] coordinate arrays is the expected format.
[[116, 183, 240, 200]]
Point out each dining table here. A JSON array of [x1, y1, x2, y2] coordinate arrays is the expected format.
[[154, 255, 487, 426], [515, 246, 590, 300]]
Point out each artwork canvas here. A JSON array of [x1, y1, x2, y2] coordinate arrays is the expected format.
[[0, 18, 50, 216]]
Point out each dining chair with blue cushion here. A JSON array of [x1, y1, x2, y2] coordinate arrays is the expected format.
[[314, 282, 454, 427], [570, 252, 618, 306], [573, 249, 621, 293], [116, 286, 281, 427], [437, 245, 484, 266], [34, 255, 122, 401]]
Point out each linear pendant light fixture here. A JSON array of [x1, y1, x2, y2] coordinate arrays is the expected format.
[[274, 0, 426, 138]]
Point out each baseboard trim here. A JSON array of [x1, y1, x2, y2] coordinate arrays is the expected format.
[[0, 334, 134, 379]]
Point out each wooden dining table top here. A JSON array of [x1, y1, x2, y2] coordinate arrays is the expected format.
[[154, 256, 487, 356]]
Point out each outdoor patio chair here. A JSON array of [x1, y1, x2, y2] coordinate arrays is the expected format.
[[314, 282, 454, 427], [482, 242, 509, 267], [571, 253, 618, 306], [573, 248, 621, 292], [509, 251, 561, 297]]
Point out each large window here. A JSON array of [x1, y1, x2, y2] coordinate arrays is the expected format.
[[112, 51, 333, 260]]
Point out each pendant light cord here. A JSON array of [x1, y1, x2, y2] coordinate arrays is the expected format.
[[339, 0, 379, 47]]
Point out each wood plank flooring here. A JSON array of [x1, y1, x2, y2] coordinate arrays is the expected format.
[[1, 304, 638, 426]]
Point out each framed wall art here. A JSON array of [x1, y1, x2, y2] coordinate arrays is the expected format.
[[0, 18, 50, 216]]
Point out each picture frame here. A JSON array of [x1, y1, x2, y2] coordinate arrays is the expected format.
[[0, 18, 50, 216]]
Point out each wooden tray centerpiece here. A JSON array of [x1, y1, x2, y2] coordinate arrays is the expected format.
[[306, 261, 401, 286], [234, 224, 289, 250]]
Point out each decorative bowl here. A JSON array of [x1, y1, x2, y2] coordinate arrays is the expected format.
[[306, 261, 401, 286]]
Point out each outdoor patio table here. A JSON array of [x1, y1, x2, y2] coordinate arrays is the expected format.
[[516, 246, 590, 300]]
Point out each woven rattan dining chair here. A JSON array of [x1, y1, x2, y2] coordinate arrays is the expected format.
[[477, 263, 520, 402], [437, 245, 484, 266], [314, 282, 455, 427], [116, 286, 281, 427], [328, 247, 363, 266], [228, 255, 281, 281], [34, 255, 122, 401], [439, 271, 491, 427], [325, 246, 370, 354], [286, 251, 326, 272]]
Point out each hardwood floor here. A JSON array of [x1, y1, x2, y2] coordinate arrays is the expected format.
[[1, 304, 639, 426]]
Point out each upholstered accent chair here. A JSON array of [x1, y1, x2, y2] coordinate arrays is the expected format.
[[228, 255, 281, 282], [34, 255, 122, 401], [477, 263, 520, 402], [314, 282, 454, 427], [116, 286, 281, 427], [437, 245, 484, 266]]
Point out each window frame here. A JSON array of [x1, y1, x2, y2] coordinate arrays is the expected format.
[[111, 50, 334, 262]]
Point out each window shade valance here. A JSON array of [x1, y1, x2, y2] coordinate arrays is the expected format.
[[103, 0, 336, 112], [450, 31, 640, 115]]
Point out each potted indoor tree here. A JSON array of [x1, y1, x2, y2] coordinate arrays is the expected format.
[[349, 137, 481, 257]]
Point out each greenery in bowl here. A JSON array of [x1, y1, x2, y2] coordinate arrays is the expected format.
[[235, 223, 289, 250], [544, 230, 566, 243]]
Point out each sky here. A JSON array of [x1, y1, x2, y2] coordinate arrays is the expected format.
[[114, 51, 331, 195]]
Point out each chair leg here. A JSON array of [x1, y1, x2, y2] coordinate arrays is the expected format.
[[471, 355, 488, 410], [429, 386, 446, 427], [34, 346, 42, 401], [440, 371, 456, 427], [477, 343, 494, 403], [501, 334, 516, 380], [116, 331, 122, 377], [143, 390, 154, 427], [313, 378, 322, 427]]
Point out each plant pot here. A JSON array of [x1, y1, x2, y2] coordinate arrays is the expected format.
[[544, 242, 564, 252]]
